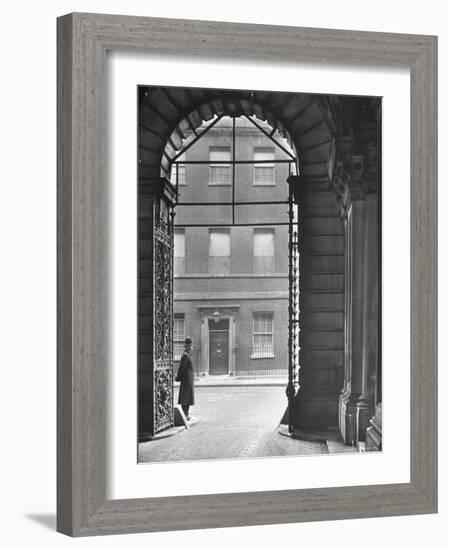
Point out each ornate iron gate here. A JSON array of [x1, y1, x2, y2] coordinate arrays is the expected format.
[[287, 176, 300, 433], [152, 198, 175, 434]]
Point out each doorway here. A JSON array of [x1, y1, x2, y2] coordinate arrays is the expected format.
[[208, 319, 229, 375]]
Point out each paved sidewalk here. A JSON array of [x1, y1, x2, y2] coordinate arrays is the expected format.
[[139, 386, 327, 463]]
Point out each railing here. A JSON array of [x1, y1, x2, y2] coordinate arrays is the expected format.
[[174, 344, 289, 377], [234, 344, 288, 376]]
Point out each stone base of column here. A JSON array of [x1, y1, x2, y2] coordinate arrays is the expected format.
[[365, 403, 382, 451], [356, 396, 373, 443], [290, 389, 339, 431], [339, 391, 358, 446]]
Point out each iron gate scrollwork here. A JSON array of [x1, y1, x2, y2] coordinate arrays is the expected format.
[[287, 176, 300, 433], [153, 198, 175, 434]]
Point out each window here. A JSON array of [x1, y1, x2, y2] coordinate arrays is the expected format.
[[174, 314, 185, 360], [208, 229, 230, 274], [252, 313, 274, 357], [254, 147, 275, 185], [209, 147, 231, 185], [170, 153, 186, 185], [174, 228, 185, 275], [253, 228, 275, 273]]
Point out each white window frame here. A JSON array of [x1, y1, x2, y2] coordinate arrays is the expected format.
[[253, 228, 275, 257], [253, 147, 275, 186], [209, 146, 231, 186], [174, 228, 185, 257], [251, 312, 275, 358], [170, 153, 186, 186], [171, 163, 186, 186], [208, 228, 231, 257], [253, 228, 275, 273], [174, 314, 185, 361], [173, 228, 185, 275], [208, 228, 231, 274]]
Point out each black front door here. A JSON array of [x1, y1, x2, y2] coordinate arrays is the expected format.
[[209, 319, 229, 375]]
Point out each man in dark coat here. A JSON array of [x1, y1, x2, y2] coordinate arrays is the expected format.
[[177, 337, 194, 419]]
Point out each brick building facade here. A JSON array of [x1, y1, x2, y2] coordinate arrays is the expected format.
[[172, 117, 294, 377]]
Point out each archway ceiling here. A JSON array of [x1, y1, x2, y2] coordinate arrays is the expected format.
[[139, 87, 337, 181]]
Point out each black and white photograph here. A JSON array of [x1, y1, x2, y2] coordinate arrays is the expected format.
[[1, 0, 441, 544], [137, 86, 381, 462]]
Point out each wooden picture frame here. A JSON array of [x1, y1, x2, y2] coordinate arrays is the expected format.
[[57, 12, 437, 536]]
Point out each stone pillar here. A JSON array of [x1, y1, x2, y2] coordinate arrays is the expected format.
[[339, 209, 353, 442], [366, 403, 382, 451], [332, 100, 381, 446], [341, 197, 366, 445], [364, 140, 382, 451], [288, 174, 345, 431], [333, 156, 369, 445], [333, 144, 380, 446], [356, 191, 378, 441]]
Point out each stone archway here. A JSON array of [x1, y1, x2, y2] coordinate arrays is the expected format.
[[139, 88, 336, 181], [138, 86, 378, 442]]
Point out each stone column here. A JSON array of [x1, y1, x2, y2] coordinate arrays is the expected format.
[[333, 156, 369, 445], [364, 142, 382, 451], [342, 198, 366, 445], [366, 403, 382, 451], [356, 190, 378, 441]]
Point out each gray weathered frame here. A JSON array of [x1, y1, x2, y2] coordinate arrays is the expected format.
[[57, 12, 438, 537]]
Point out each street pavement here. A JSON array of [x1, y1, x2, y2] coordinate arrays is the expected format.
[[138, 385, 327, 463]]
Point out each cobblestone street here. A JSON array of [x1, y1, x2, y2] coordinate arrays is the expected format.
[[138, 385, 327, 463]]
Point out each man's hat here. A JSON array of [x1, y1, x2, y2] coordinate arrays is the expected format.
[[184, 337, 192, 345]]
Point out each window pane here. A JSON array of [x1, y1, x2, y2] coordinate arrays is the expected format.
[[253, 313, 273, 334], [254, 148, 274, 185], [210, 147, 231, 163], [254, 334, 272, 346], [210, 147, 231, 184], [209, 229, 230, 256], [253, 229, 274, 256], [254, 147, 274, 163], [174, 344, 184, 360], [174, 315, 185, 360], [210, 165, 230, 184], [174, 229, 185, 275], [174, 316, 185, 340], [252, 313, 274, 357], [174, 229, 185, 257], [254, 166, 274, 185], [178, 165, 186, 185], [170, 153, 186, 185], [170, 164, 186, 185]]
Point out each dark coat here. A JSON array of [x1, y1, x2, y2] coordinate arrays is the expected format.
[[177, 351, 194, 406]]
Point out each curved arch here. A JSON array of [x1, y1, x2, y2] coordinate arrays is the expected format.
[[138, 87, 336, 182], [164, 106, 297, 178], [138, 85, 348, 436]]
